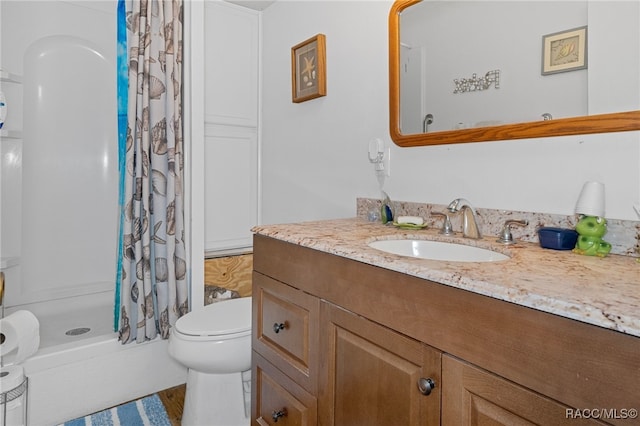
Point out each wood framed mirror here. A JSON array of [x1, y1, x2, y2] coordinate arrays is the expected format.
[[389, 0, 640, 147]]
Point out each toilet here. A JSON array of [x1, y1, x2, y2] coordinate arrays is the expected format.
[[168, 296, 252, 426]]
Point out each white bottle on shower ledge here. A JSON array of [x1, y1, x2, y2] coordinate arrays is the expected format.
[[0, 91, 7, 129]]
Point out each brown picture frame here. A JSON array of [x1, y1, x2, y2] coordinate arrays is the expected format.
[[291, 34, 326, 103], [542, 26, 588, 75]]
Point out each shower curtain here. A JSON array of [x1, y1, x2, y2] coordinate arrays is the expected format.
[[116, 0, 188, 344]]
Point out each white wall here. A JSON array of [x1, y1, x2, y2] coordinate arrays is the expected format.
[[260, 0, 640, 223]]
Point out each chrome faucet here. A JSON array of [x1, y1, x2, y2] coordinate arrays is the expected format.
[[447, 198, 482, 239]]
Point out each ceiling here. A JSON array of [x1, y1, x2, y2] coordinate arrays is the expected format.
[[225, 0, 277, 11]]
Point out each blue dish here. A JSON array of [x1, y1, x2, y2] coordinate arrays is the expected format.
[[537, 227, 578, 250]]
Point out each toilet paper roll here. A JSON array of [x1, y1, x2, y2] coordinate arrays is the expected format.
[[0, 310, 40, 363], [0, 364, 25, 393]]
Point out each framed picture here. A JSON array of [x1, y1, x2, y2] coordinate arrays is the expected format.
[[291, 34, 326, 103], [542, 26, 587, 75]]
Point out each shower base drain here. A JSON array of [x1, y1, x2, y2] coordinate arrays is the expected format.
[[65, 327, 91, 336]]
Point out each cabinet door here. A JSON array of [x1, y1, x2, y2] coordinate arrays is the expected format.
[[204, 1, 258, 127], [204, 126, 258, 251], [253, 352, 317, 426], [319, 302, 441, 425], [442, 355, 609, 425]]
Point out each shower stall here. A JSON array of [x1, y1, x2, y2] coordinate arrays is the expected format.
[[1, 1, 190, 424]]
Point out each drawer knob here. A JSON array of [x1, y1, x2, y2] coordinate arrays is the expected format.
[[272, 408, 288, 422], [417, 377, 436, 396], [273, 322, 287, 333]]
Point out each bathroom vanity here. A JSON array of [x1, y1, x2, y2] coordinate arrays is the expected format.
[[250, 218, 639, 425]]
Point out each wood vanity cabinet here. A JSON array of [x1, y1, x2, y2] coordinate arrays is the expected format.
[[252, 235, 640, 426], [252, 272, 440, 426]]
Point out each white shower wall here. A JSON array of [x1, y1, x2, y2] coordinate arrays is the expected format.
[[1, 1, 118, 306]]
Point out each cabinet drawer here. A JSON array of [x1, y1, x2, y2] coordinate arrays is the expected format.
[[253, 272, 319, 392], [253, 352, 317, 426]]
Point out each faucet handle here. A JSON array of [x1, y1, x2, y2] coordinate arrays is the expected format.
[[497, 219, 528, 244], [431, 211, 454, 235]]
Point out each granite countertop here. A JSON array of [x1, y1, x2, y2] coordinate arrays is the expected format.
[[253, 217, 640, 338]]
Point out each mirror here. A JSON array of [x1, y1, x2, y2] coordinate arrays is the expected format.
[[389, 0, 640, 147]]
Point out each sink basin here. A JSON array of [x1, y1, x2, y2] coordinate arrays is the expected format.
[[368, 239, 509, 262]]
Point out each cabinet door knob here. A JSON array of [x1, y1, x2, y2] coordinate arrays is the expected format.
[[272, 408, 288, 422], [273, 322, 286, 333], [417, 377, 436, 395]]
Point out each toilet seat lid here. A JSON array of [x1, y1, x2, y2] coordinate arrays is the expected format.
[[175, 297, 251, 337]]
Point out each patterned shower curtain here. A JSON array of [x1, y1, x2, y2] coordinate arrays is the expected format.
[[116, 0, 188, 344]]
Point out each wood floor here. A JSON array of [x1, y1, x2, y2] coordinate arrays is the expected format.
[[158, 384, 186, 426]]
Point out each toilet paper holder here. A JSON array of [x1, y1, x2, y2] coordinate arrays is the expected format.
[[1, 366, 28, 426], [1, 375, 28, 403]]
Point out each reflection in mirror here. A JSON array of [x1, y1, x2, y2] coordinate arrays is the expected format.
[[389, 0, 640, 147], [401, 2, 590, 133]]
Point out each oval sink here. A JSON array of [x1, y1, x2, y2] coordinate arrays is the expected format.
[[368, 239, 509, 262]]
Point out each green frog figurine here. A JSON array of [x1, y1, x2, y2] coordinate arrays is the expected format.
[[573, 216, 612, 257]]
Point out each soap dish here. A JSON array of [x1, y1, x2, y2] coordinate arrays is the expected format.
[[537, 227, 578, 250], [392, 222, 428, 230]]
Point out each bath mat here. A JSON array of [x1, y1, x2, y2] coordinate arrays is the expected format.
[[59, 393, 171, 426]]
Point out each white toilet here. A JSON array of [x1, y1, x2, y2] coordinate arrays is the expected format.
[[168, 296, 252, 426]]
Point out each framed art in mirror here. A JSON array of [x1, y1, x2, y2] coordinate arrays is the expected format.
[[542, 26, 588, 75]]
